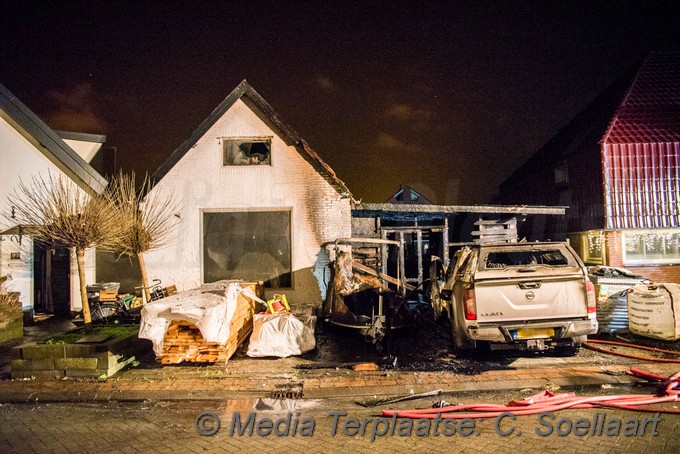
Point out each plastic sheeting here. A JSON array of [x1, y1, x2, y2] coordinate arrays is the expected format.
[[246, 313, 316, 358], [139, 281, 264, 355]]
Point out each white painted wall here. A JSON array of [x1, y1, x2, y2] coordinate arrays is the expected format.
[[0, 234, 33, 311], [144, 99, 352, 311], [0, 116, 64, 231], [0, 115, 97, 313], [62, 138, 102, 164]]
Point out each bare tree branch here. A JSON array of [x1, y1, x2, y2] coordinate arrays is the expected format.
[[7, 173, 125, 251], [107, 172, 179, 302], [5, 172, 126, 325]]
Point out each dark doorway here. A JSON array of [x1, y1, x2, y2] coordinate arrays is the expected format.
[[33, 242, 71, 317]]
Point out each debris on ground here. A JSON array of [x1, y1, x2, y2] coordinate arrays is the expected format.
[[356, 389, 442, 407], [295, 362, 379, 370], [352, 362, 380, 371], [383, 368, 680, 419]]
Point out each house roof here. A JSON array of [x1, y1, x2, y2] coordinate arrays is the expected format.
[[602, 52, 680, 144], [151, 80, 354, 200], [0, 83, 107, 194], [355, 203, 566, 217], [55, 130, 107, 143], [600, 53, 680, 230], [500, 64, 639, 189]]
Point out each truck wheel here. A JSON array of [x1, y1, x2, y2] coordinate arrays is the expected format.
[[555, 346, 580, 357], [555, 343, 581, 357], [450, 321, 475, 355]]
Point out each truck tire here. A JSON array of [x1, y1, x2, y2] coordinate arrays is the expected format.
[[555, 336, 584, 356], [450, 316, 475, 354], [555, 345, 580, 357]]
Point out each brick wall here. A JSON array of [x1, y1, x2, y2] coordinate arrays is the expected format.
[[605, 231, 680, 284], [143, 99, 352, 313]]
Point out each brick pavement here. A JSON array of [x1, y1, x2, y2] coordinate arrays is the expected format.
[[0, 397, 678, 453], [1, 360, 679, 403]]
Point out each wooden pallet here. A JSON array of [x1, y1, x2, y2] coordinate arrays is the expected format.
[[157, 282, 263, 364]]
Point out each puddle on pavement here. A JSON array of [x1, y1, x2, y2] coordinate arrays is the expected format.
[[253, 398, 321, 412]]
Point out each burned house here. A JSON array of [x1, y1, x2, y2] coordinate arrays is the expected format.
[[140, 81, 570, 315], [499, 52, 680, 283], [143, 81, 353, 311]]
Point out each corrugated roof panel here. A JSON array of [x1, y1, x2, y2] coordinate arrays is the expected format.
[[603, 142, 680, 229]]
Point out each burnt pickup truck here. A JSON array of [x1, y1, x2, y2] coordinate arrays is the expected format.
[[431, 242, 597, 353]]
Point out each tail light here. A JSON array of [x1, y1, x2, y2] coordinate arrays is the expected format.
[[586, 280, 596, 314], [464, 289, 477, 321]]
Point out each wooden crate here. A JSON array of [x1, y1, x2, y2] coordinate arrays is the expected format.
[[99, 289, 118, 302], [157, 282, 263, 364]]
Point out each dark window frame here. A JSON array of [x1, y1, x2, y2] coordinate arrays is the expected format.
[[223, 137, 272, 166]]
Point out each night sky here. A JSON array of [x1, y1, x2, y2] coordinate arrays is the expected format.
[[2, 1, 679, 204]]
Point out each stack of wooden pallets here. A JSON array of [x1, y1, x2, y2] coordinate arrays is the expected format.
[[157, 282, 264, 364]]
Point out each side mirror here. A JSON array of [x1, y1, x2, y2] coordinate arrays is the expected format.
[[440, 289, 452, 301]]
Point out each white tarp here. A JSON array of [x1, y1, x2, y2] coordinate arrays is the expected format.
[[247, 313, 316, 358], [628, 283, 680, 341], [139, 281, 264, 355]]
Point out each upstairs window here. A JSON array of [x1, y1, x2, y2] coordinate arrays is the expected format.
[[223, 138, 271, 165], [554, 163, 569, 187]]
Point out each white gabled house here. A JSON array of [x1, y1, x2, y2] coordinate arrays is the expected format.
[[0, 82, 107, 317], [144, 80, 354, 312]]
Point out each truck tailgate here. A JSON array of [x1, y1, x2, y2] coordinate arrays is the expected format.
[[474, 272, 588, 322]]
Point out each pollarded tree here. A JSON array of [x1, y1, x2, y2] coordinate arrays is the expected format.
[[7, 173, 126, 326], [108, 172, 178, 303]]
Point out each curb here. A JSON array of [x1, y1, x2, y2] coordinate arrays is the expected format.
[[0, 363, 669, 404]]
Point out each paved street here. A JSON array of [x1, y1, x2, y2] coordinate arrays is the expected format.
[[2, 317, 680, 453], [1, 388, 679, 454]]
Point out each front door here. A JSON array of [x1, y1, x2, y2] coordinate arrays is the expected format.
[[33, 242, 71, 317]]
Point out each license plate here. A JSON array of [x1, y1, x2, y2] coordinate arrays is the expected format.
[[514, 328, 554, 340]]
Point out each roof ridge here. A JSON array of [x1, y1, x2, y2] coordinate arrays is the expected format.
[[150, 81, 354, 200]]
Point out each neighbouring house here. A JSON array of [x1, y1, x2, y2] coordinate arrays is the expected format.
[[385, 185, 434, 205], [499, 52, 680, 283], [0, 82, 108, 318], [144, 80, 354, 313]]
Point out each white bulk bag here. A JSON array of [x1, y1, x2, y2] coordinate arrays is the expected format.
[[627, 283, 680, 341]]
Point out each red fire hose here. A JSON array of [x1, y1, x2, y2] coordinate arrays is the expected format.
[[382, 368, 680, 419], [583, 339, 680, 363]]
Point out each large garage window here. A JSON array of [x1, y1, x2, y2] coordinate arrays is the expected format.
[[203, 210, 291, 288]]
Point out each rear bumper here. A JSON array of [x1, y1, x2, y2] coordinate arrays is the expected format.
[[466, 319, 598, 343]]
